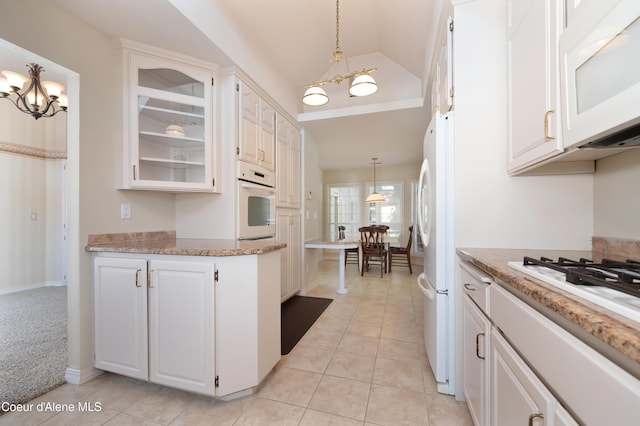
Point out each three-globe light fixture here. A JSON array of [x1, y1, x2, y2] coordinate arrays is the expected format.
[[302, 0, 378, 106]]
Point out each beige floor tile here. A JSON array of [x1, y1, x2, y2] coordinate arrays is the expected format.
[[308, 376, 371, 421], [351, 308, 385, 325], [325, 352, 375, 382], [297, 328, 343, 351], [336, 334, 379, 357], [124, 386, 192, 424], [345, 319, 382, 338], [39, 405, 120, 425], [86, 375, 155, 412], [426, 392, 474, 426], [372, 357, 425, 393], [365, 384, 429, 426], [380, 320, 419, 343], [312, 315, 350, 335], [233, 397, 305, 426], [283, 345, 334, 374], [323, 305, 356, 321], [104, 412, 162, 425], [377, 339, 423, 364], [257, 367, 322, 406], [169, 395, 253, 426], [299, 408, 365, 425]]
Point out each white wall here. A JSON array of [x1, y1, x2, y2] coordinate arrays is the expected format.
[[594, 150, 640, 240], [1, 1, 177, 380], [453, 0, 593, 251]]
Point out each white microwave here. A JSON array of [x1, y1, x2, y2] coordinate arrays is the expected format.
[[560, 0, 640, 148], [237, 162, 276, 241]]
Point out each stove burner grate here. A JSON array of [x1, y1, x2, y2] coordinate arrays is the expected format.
[[523, 256, 640, 298]]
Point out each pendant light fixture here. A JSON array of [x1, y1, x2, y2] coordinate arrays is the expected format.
[[0, 63, 68, 120], [366, 157, 385, 203], [302, 0, 378, 106]]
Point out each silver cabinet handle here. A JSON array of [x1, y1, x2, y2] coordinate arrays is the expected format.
[[464, 283, 476, 291], [544, 110, 555, 140], [529, 413, 544, 426], [148, 269, 154, 288], [475, 333, 485, 360], [135, 269, 142, 287]]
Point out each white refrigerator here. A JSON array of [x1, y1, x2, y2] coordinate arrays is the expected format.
[[416, 111, 456, 395]]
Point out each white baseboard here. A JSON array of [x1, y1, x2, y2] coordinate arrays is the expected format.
[[65, 367, 103, 385], [0, 281, 67, 296]]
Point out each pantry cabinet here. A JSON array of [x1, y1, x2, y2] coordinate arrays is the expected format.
[[277, 210, 301, 301], [121, 42, 220, 192], [276, 115, 301, 208], [238, 82, 276, 172], [506, 0, 564, 174]]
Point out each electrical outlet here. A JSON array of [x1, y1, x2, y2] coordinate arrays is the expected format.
[[120, 204, 131, 219]]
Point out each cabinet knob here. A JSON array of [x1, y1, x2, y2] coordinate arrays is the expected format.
[[464, 283, 476, 291], [148, 270, 154, 288]]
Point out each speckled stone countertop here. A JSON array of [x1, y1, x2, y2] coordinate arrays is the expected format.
[[457, 247, 640, 367], [86, 231, 286, 256]]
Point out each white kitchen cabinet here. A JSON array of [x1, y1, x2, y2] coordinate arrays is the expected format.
[[277, 210, 301, 301], [94, 257, 148, 380], [276, 115, 301, 208], [147, 260, 215, 395], [506, 0, 565, 174], [438, 16, 454, 113], [94, 256, 215, 395], [121, 42, 220, 192], [461, 262, 492, 426], [238, 81, 275, 172], [93, 251, 282, 398], [490, 329, 554, 426]]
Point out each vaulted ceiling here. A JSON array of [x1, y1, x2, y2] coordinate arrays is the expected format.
[[49, 0, 441, 169]]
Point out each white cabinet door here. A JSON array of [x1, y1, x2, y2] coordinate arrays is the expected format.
[[438, 17, 454, 113], [507, 0, 564, 174], [277, 210, 301, 300], [238, 82, 275, 172], [148, 260, 215, 395], [94, 257, 148, 380], [276, 115, 301, 208], [491, 329, 554, 426], [463, 295, 491, 426], [123, 46, 218, 192]]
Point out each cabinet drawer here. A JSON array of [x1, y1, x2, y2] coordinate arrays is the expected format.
[[460, 261, 492, 314], [490, 283, 640, 426]]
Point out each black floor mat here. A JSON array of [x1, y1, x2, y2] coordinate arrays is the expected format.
[[281, 295, 332, 355]]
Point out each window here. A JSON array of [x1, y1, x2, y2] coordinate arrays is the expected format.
[[366, 181, 403, 240], [327, 184, 361, 240]]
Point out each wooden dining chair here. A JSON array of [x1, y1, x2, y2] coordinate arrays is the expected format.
[[359, 226, 388, 277], [339, 225, 359, 265], [389, 226, 413, 273]]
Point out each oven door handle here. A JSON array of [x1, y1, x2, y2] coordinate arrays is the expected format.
[[239, 181, 275, 192]]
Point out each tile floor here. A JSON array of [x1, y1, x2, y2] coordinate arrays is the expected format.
[[0, 259, 472, 425]]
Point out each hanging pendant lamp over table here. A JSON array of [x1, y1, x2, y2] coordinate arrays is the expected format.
[[366, 157, 385, 203], [302, 0, 378, 106]]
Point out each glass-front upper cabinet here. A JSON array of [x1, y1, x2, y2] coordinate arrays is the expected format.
[[122, 44, 219, 192]]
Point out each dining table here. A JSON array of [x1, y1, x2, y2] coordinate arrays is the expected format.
[[304, 237, 360, 294]]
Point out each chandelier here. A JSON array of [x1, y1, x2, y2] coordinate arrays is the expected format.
[[302, 0, 378, 106], [0, 63, 68, 120], [366, 157, 385, 203]]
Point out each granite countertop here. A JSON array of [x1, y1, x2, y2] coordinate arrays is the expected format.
[[86, 231, 286, 256], [457, 247, 640, 367]]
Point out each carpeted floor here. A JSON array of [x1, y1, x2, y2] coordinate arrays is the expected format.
[[0, 286, 68, 412], [281, 295, 332, 355]]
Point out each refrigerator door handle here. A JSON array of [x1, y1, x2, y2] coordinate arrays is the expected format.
[[417, 158, 432, 248], [417, 273, 435, 300]]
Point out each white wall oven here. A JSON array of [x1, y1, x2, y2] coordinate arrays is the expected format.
[[560, 0, 640, 148], [237, 162, 275, 240]]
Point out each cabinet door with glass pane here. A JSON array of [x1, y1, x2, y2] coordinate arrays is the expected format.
[[124, 51, 218, 192]]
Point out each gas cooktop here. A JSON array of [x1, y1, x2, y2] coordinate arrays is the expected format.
[[508, 256, 640, 324]]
